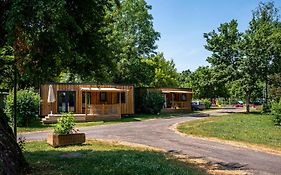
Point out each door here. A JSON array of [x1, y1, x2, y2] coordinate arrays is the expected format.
[[57, 91, 76, 113], [162, 94, 167, 108], [82, 92, 91, 113]]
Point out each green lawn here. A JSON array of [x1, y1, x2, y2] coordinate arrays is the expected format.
[[18, 112, 190, 133], [177, 113, 281, 150], [24, 141, 208, 175]]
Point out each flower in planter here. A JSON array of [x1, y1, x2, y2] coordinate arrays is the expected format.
[[54, 113, 76, 135]]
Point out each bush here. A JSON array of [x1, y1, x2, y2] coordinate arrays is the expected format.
[[202, 99, 211, 109], [4, 88, 40, 127], [271, 100, 281, 126], [262, 103, 272, 113], [54, 113, 76, 134], [142, 91, 165, 114]]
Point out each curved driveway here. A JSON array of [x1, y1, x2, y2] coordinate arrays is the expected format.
[[21, 109, 281, 175]]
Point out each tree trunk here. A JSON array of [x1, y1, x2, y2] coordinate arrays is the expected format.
[[0, 115, 29, 175], [246, 93, 250, 113]]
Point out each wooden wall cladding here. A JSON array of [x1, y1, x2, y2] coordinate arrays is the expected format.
[[40, 83, 134, 116]]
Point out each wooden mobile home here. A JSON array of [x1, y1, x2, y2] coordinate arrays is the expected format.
[[135, 87, 192, 113], [40, 83, 134, 123]]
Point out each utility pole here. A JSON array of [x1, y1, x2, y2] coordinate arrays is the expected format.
[[13, 60, 17, 139]]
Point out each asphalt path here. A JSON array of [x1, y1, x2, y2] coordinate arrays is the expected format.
[[21, 108, 281, 175]]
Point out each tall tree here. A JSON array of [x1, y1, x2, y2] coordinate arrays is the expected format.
[[106, 0, 160, 84], [204, 19, 241, 83], [204, 2, 281, 112], [240, 2, 280, 111], [144, 53, 179, 87], [0, 1, 119, 174], [190, 66, 228, 99], [269, 73, 281, 101], [178, 70, 192, 88], [3, 0, 114, 88], [203, 20, 241, 101], [114, 57, 155, 86]]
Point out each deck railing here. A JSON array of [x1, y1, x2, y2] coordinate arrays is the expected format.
[[86, 104, 121, 115], [170, 101, 189, 109]]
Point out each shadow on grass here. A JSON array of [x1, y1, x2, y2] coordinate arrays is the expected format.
[[238, 111, 264, 115], [17, 120, 55, 132], [25, 145, 209, 175]]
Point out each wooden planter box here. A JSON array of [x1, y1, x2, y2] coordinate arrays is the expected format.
[[47, 133, 86, 147]]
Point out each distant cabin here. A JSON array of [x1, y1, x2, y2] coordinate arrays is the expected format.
[[135, 87, 192, 113], [40, 83, 134, 123]]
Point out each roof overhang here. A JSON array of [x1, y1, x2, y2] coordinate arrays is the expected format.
[[81, 87, 129, 92], [162, 90, 192, 94]]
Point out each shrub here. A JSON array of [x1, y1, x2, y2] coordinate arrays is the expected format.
[[4, 88, 40, 127], [202, 99, 211, 109], [262, 103, 272, 113], [142, 90, 165, 114], [271, 100, 281, 126], [54, 113, 76, 134]]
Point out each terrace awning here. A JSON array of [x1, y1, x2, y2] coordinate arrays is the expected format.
[[161, 90, 192, 94], [81, 87, 129, 92]]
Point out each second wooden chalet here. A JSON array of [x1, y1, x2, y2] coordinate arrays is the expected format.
[[135, 87, 193, 113]]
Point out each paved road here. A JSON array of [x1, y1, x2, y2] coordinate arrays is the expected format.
[[21, 108, 281, 175]]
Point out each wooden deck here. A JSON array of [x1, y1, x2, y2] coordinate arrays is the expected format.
[[86, 104, 121, 116], [42, 104, 122, 124], [161, 101, 191, 113]]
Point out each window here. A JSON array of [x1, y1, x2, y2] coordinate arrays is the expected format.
[[172, 93, 175, 101], [100, 92, 107, 102], [181, 94, 187, 101], [82, 92, 91, 104], [82, 92, 91, 113], [117, 92, 126, 103], [58, 91, 76, 113]]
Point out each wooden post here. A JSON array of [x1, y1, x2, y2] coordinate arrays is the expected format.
[[119, 92, 121, 115], [172, 93, 174, 109], [13, 61, 17, 139], [102, 104, 104, 116], [110, 92, 114, 114], [50, 102, 53, 115], [85, 92, 87, 116]]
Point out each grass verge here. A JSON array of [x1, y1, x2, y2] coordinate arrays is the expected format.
[[18, 112, 190, 133], [24, 140, 208, 175], [177, 113, 281, 151]]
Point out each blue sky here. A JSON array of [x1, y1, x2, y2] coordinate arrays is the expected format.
[[146, 0, 281, 72]]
